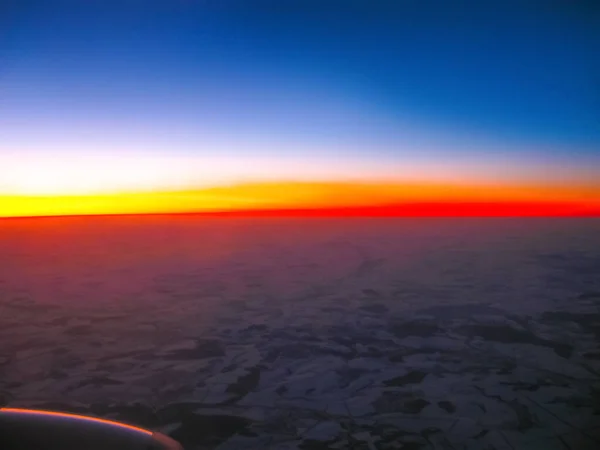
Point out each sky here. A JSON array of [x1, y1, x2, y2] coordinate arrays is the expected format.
[[0, 0, 599, 216]]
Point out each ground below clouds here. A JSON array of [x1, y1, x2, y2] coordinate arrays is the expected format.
[[1, 217, 600, 449]]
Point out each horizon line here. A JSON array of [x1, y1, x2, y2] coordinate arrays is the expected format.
[[2, 201, 600, 220]]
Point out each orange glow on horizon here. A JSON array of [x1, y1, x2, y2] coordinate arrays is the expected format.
[[1, 181, 599, 218], [0, 407, 153, 435]]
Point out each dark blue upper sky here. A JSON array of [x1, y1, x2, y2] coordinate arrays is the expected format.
[[1, 0, 598, 187]]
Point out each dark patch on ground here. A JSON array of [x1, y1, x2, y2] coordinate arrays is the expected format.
[[129, 352, 158, 361], [551, 343, 574, 359], [51, 347, 69, 355], [270, 344, 317, 360], [502, 381, 541, 392], [541, 311, 599, 326], [452, 365, 492, 376], [541, 311, 600, 340], [48, 369, 69, 380], [505, 313, 535, 331], [475, 386, 538, 432], [274, 342, 354, 360], [246, 411, 299, 438], [583, 351, 600, 360], [384, 370, 427, 386], [369, 424, 413, 443], [458, 323, 540, 345], [331, 334, 394, 355], [359, 303, 388, 314], [550, 389, 600, 412], [501, 376, 569, 392], [373, 391, 425, 414], [1, 381, 21, 390], [390, 321, 442, 338], [104, 403, 158, 428], [163, 339, 225, 360], [237, 427, 258, 437], [420, 426, 442, 438], [362, 346, 385, 358], [156, 401, 205, 425], [382, 438, 427, 450], [507, 399, 537, 431], [222, 363, 237, 372], [336, 367, 370, 389], [579, 291, 600, 300], [226, 366, 261, 398], [417, 304, 505, 320], [437, 400, 456, 413], [401, 398, 430, 414], [243, 324, 268, 333], [458, 323, 574, 358], [65, 325, 91, 336], [355, 258, 384, 277], [72, 376, 122, 389], [401, 347, 441, 358], [320, 305, 346, 313], [300, 439, 338, 449], [362, 288, 381, 298], [50, 317, 71, 326], [54, 354, 85, 369], [472, 429, 489, 439], [388, 353, 404, 363], [97, 349, 145, 362], [169, 413, 251, 449], [88, 402, 112, 416], [496, 361, 517, 375], [3, 297, 35, 310], [264, 349, 281, 363]]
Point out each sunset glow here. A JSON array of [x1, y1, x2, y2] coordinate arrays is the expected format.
[[1, 2, 598, 218], [2, 181, 599, 218]]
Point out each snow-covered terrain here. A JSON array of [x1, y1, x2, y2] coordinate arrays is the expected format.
[[1, 216, 599, 449]]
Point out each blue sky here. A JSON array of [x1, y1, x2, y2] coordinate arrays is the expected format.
[[1, 0, 598, 191]]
